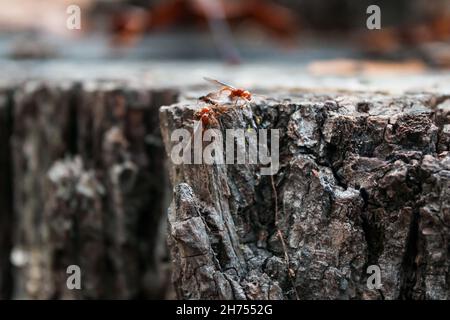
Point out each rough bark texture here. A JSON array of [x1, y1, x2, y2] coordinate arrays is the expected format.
[[9, 81, 178, 299], [1, 77, 449, 300], [0, 88, 14, 299], [160, 92, 450, 300]]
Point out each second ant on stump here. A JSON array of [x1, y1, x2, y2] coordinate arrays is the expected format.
[[194, 77, 253, 128]]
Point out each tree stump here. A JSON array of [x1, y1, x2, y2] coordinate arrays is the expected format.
[[10, 81, 178, 299], [0, 87, 14, 299], [160, 91, 450, 300]]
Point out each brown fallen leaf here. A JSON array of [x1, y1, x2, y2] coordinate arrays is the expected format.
[[308, 58, 427, 76]]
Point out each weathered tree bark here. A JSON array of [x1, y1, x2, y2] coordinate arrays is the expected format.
[[160, 92, 450, 300], [11, 81, 178, 299], [11, 82, 76, 299], [2, 77, 450, 300], [0, 88, 14, 299]]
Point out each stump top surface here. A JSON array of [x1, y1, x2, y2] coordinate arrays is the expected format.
[[1, 60, 449, 94]]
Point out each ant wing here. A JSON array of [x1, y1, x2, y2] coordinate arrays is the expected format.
[[198, 92, 220, 104], [204, 91, 221, 99], [252, 93, 267, 99], [203, 77, 236, 90]]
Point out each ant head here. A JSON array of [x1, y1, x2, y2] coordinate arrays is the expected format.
[[243, 91, 252, 100], [201, 114, 210, 126], [194, 107, 209, 118]]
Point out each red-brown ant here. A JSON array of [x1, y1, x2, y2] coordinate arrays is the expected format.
[[194, 106, 219, 127], [194, 78, 253, 128], [203, 77, 252, 107]]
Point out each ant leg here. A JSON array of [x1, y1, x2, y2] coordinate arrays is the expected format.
[[231, 102, 241, 118], [210, 114, 219, 127], [238, 97, 246, 110], [233, 97, 240, 108]]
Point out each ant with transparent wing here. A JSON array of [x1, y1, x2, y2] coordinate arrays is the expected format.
[[203, 77, 252, 107], [194, 93, 226, 128], [194, 77, 254, 128]]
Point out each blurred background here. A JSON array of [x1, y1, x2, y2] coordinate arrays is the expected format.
[[0, 0, 449, 301], [0, 0, 448, 69]]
